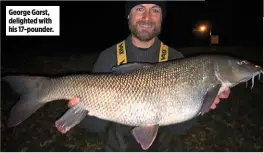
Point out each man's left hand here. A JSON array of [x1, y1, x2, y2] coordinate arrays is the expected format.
[[211, 88, 231, 109]]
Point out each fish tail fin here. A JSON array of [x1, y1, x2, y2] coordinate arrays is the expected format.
[[2, 75, 47, 127]]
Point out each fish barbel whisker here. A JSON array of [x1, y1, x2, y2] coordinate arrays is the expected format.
[[250, 75, 255, 90], [259, 70, 263, 81], [244, 70, 262, 89], [249, 71, 263, 89]]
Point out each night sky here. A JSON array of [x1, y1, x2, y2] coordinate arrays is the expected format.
[[1, 1, 263, 55]]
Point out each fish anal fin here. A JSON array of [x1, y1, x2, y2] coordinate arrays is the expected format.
[[199, 84, 221, 115], [131, 124, 159, 150]]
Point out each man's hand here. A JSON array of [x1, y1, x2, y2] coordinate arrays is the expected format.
[[211, 88, 230, 109], [68, 97, 80, 108]]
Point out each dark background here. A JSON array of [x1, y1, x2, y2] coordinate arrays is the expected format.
[[1, 1, 263, 55]]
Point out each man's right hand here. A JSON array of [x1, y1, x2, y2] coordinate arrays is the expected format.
[[68, 97, 80, 108]]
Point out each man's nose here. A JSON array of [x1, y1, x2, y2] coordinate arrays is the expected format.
[[142, 10, 151, 20]]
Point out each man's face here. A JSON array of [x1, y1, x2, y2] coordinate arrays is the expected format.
[[128, 4, 162, 41]]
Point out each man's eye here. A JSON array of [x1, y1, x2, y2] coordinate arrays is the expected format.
[[136, 8, 144, 12], [152, 9, 160, 13]]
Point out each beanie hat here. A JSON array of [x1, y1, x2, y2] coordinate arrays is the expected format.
[[125, 1, 167, 20]]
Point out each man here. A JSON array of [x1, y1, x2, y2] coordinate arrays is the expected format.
[[68, 1, 230, 151]]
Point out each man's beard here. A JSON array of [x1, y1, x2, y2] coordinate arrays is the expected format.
[[129, 20, 161, 42]]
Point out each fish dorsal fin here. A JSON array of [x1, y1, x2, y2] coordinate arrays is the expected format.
[[199, 84, 221, 116], [131, 125, 159, 150], [112, 63, 154, 74]]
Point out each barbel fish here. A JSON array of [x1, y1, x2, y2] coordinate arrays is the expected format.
[[2, 54, 262, 150]]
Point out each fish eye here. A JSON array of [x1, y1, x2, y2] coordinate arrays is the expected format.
[[237, 60, 248, 65]]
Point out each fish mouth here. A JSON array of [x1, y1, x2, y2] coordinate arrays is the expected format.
[[240, 70, 263, 89]]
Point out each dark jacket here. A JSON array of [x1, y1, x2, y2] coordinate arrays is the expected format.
[[92, 35, 184, 73]]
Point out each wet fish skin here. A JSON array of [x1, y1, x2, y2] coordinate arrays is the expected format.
[[2, 54, 262, 150]]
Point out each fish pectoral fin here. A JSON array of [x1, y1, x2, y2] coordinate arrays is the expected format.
[[55, 104, 88, 134], [199, 84, 221, 115], [112, 63, 153, 74], [131, 124, 159, 150]]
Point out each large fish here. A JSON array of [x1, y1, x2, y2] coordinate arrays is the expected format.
[[2, 54, 262, 150]]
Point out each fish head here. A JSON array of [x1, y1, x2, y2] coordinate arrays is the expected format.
[[215, 56, 263, 88]]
